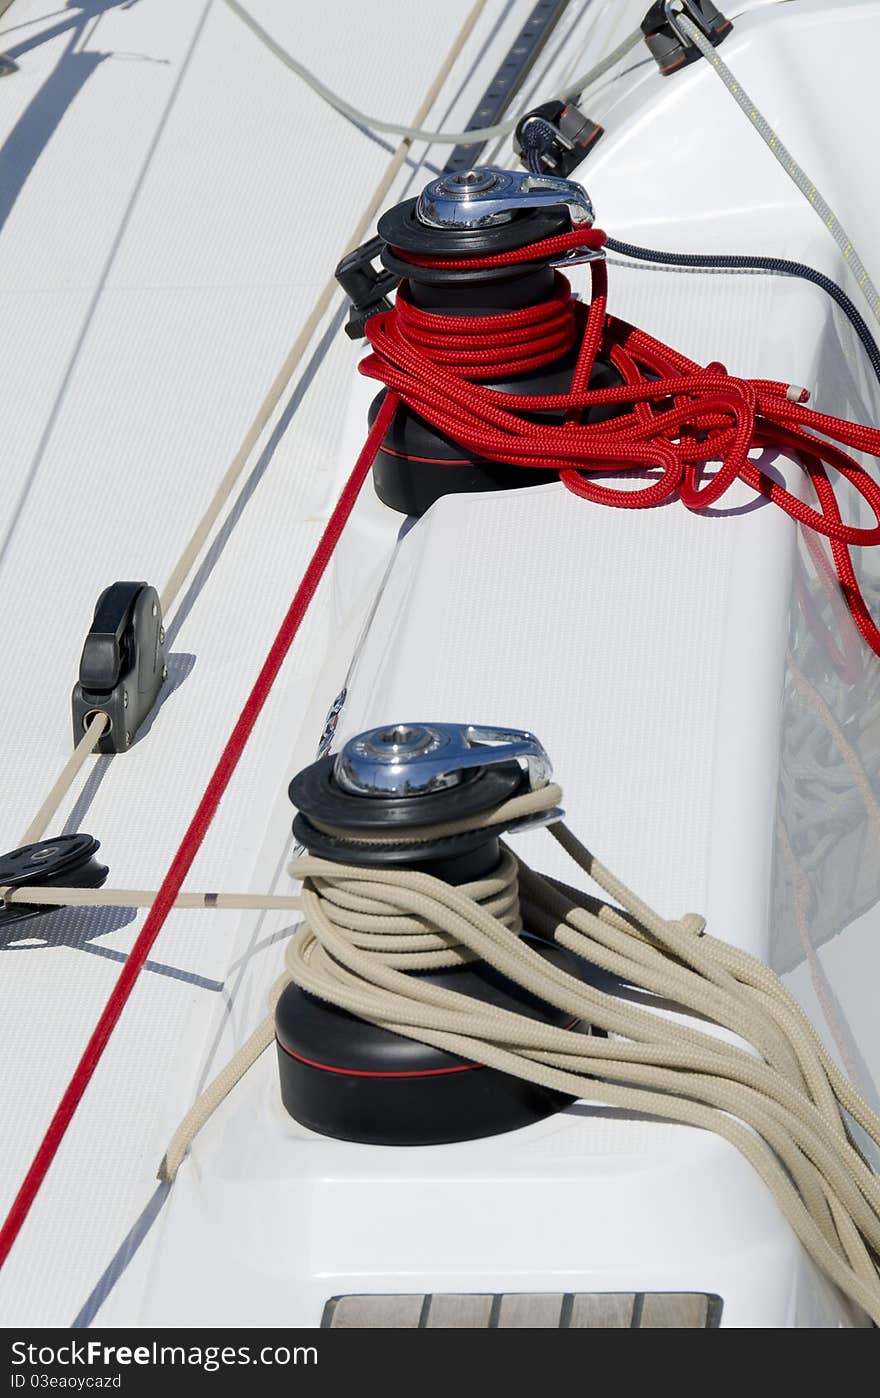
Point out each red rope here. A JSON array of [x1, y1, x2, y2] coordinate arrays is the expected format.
[[0, 394, 397, 1269], [393, 274, 576, 379], [391, 226, 607, 270], [364, 230, 880, 655]]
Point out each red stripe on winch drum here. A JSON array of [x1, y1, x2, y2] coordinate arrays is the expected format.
[[379, 446, 474, 465], [279, 1014, 582, 1078], [279, 1042, 478, 1078]]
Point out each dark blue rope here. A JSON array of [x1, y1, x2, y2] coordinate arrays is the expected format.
[[605, 237, 880, 391]]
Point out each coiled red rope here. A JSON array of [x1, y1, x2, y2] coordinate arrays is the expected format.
[[364, 226, 880, 656]]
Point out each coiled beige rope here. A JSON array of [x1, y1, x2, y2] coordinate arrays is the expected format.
[[159, 783, 880, 1325]]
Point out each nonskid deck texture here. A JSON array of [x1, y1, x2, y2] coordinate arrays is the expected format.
[[0, 0, 878, 1328]]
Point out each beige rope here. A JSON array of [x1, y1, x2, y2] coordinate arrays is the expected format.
[[0, 885, 301, 913], [158, 842, 526, 1185], [17, 713, 108, 848], [159, 785, 880, 1325], [10, 0, 490, 852]]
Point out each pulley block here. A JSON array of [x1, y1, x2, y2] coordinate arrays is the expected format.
[[0, 833, 108, 933]]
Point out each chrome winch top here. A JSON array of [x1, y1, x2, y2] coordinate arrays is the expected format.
[[334, 722, 553, 798], [416, 166, 594, 231]]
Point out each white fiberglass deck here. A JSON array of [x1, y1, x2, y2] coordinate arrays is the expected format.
[[0, 0, 878, 1328]]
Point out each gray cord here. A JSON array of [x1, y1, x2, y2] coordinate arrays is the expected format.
[[606, 256, 772, 277], [674, 5, 880, 324], [221, 0, 642, 146]]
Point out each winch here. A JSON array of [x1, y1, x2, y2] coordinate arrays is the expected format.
[[277, 722, 589, 1145], [336, 167, 620, 517]]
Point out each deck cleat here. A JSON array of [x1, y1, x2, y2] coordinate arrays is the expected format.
[[0, 834, 109, 934], [71, 581, 166, 755], [514, 100, 604, 177], [642, 0, 732, 76]]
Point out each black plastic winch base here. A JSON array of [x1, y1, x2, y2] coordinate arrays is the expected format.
[[276, 1047, 569, 1149], [279, 752, 589, 1146], [275, 934, 583, 1147], [370, 353, 622, 519]]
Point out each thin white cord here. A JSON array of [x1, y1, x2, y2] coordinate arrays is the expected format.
[[221, 0, 642, 145], [675, 6, 880, 324]]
